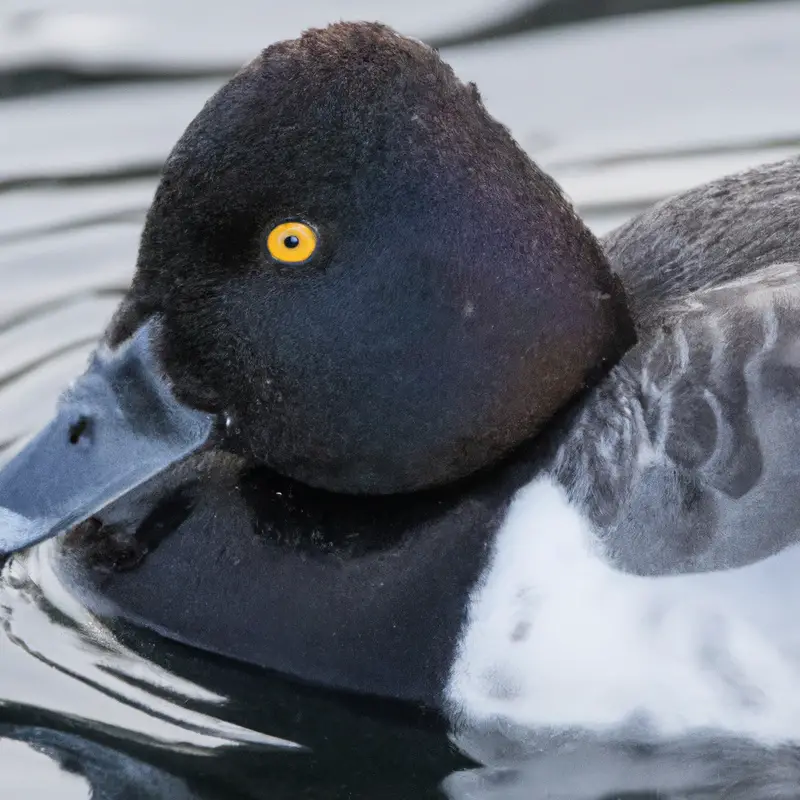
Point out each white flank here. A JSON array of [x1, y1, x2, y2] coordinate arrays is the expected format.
[[447, 475, 800, 745]]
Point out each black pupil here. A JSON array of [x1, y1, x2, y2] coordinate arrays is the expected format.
[[284, 235, 300, 249]]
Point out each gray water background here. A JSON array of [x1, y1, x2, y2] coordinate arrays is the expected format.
[[1, 1, 800, 797]]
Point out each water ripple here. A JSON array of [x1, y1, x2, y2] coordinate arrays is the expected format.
[[0, 540, 303, 755]]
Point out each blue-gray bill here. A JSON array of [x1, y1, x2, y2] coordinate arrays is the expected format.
[[0, 321, 216, 556]]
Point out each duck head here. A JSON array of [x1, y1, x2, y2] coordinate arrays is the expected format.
[[0, 22, 634, 555]]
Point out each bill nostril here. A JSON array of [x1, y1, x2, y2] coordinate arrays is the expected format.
[[68, 416, 92, 446]]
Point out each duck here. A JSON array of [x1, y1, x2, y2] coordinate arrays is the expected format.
[[2, 21, 800, 748]]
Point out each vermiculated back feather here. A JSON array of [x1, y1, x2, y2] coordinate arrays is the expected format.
[[555, 158, 800, 576], [603, 157, 800, 317]]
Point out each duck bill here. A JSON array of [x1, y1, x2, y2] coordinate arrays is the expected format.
[[0, 320, 216, 557]]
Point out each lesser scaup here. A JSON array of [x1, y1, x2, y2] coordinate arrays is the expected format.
[[2, 22, 800, 746]]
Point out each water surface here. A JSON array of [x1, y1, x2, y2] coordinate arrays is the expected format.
[[2, 1, 800, 797]]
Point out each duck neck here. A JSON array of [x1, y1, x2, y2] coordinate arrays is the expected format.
[[57, 451, 545, 709]]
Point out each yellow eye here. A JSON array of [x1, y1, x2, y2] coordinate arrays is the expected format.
[[266, 221, 318, 264]]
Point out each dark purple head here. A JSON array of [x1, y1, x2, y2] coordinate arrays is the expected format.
[[116, 22, 632, 493], [0, 23, 634, 556]]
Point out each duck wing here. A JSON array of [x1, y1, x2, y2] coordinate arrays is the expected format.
[[559, 157, 800, 575], [602, 156, 800, 316], [601, 263, 800, 573]]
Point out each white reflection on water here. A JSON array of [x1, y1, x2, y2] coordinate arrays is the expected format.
[[0, 539, 303, 755], [0, 737, 90, 799]]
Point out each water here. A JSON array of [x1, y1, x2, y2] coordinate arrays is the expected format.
[[1, 1, 800, 797]]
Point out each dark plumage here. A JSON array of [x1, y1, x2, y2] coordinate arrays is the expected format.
[[2, 23, 800, 740], [112, 22, 632, 494]]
